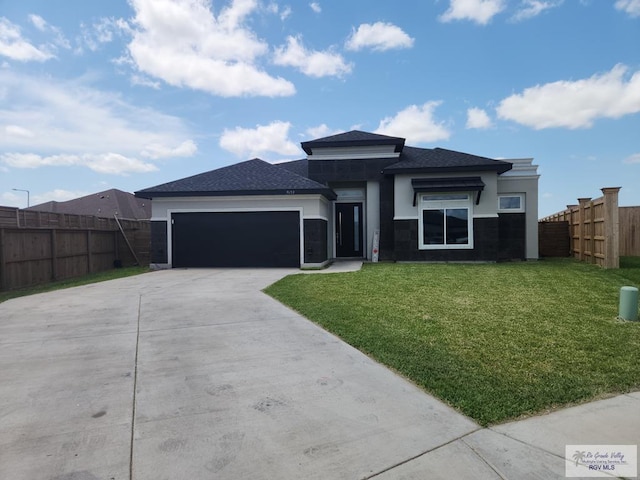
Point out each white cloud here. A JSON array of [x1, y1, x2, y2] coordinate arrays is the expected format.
[[375, 102, 451, 144], [130, 74, 161, 89], [623, 153, 640, 164], [5, 125, 35, 137], [466, 107, 493, 129], [345, 22, 414, 52], [32, 189, 91, 205], [280, 6, 292, 20], [511, 0, 563, 21], [439, 0, 506, 25], [273, 35, 352, 78], [220, 121, 300, 158], [28, 14, 70, 50], [28, 14, 47, 31], [1, 190, 27, 207], [0, 70, 197, 174], [86, 153, 158, 174], [615, 0, 640, 17], [267, 3, 292, 20], [125, 0, 294, 97], [80, 17, 130, 52], [496, 64, 640, 129], [141, 140, 198, 159], [0, 17, 54, 61], [310, 2, 322, 13], [305, 124, 341, 139], [1, 152, 156, 175]]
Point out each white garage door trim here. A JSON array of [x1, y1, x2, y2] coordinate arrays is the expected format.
[[167, 207, 305, 268]]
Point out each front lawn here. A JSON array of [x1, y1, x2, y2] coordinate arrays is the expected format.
[[264, 258, 640, 426]]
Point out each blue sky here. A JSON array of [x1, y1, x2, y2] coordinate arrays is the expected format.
[[1, 0, 639, 217]]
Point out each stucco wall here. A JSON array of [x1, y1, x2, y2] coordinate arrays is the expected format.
[[150, 194, 331, 221], [393, 172, 499, 219], [392, 172, 539, 261], [149, 194, 331, 268]]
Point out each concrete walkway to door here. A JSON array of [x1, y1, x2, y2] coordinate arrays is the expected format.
[[1, 265, 638, 479]]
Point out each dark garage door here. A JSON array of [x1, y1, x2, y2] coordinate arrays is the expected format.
[[172, 211, 300, 268]]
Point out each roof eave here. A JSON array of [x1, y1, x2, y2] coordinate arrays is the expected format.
[[134, 189, 337, 201], [383, 163, 512, 175], [301, 138, 406, 155]]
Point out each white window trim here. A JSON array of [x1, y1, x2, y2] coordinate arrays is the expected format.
[[418, 193, 474, 250], [498, 193, 525, 213]]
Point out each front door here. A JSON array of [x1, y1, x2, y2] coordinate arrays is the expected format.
[[335, 202, 363, 257]]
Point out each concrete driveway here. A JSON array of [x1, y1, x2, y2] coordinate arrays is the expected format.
[[1, 268, 480, 480], [2, 267, 638, 480]]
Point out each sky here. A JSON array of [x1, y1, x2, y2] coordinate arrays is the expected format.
[[0, 0, 639, 218]]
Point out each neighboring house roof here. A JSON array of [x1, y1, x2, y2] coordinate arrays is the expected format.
[[301, 130, 405, 155], [27, 188, 151, 219], [384, 146, 512, 174], [135, 158, 337, 200]]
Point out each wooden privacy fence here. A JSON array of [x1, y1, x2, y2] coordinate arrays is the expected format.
[[619, 207, 640, 257], [539, 187, 620, 268], [538, 221, 570, 258], [0, 206, 150, 291]]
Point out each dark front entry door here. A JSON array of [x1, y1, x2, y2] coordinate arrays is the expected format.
[[335, 202, 363, 257]]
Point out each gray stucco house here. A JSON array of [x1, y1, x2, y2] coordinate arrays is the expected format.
[[135, 130, 539, 268]]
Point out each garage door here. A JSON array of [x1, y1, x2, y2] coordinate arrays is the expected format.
[[171, 211, 300, 268]]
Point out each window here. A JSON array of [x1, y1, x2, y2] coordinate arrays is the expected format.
[[419, 194, 473, 249], [498, 194, 525, 213]]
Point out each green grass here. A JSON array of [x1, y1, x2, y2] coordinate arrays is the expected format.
[[265, 258, 640, 426], [0, 266, 150, 304]]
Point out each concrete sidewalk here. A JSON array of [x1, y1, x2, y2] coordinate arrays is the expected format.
[[1, 265, 638, 480]]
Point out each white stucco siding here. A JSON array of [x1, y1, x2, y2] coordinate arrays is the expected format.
[[393, 173, 500, 219], [497, 175, 538, 205], [150, 194, 331, 221], [150, 194, 332, 269]]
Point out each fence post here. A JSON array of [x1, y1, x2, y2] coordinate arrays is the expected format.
[[577, 198, 591, 262], [114, 230, 120, 266], [589, 199, 597, 264], [51, 229, 58, 281], [87, 230, 93, 274], [602, 187, 621, 269], [566, 205, 576, 256], [0, 228, 6, 291]]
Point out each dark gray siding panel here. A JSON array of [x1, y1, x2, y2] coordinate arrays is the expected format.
[[304, 219, 328, 264], [498, 213, 526, 261], [379, 175, 395, 261], [393, 218, 499, 262], [305, 158, 397, 261], [172, 211, 300, 268], [307, 158, 397, 184], [150, 221, 168, 264]]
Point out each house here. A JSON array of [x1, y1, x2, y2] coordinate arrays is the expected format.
[[135, 130, 539, 268], [28, 188, 151, 220]]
